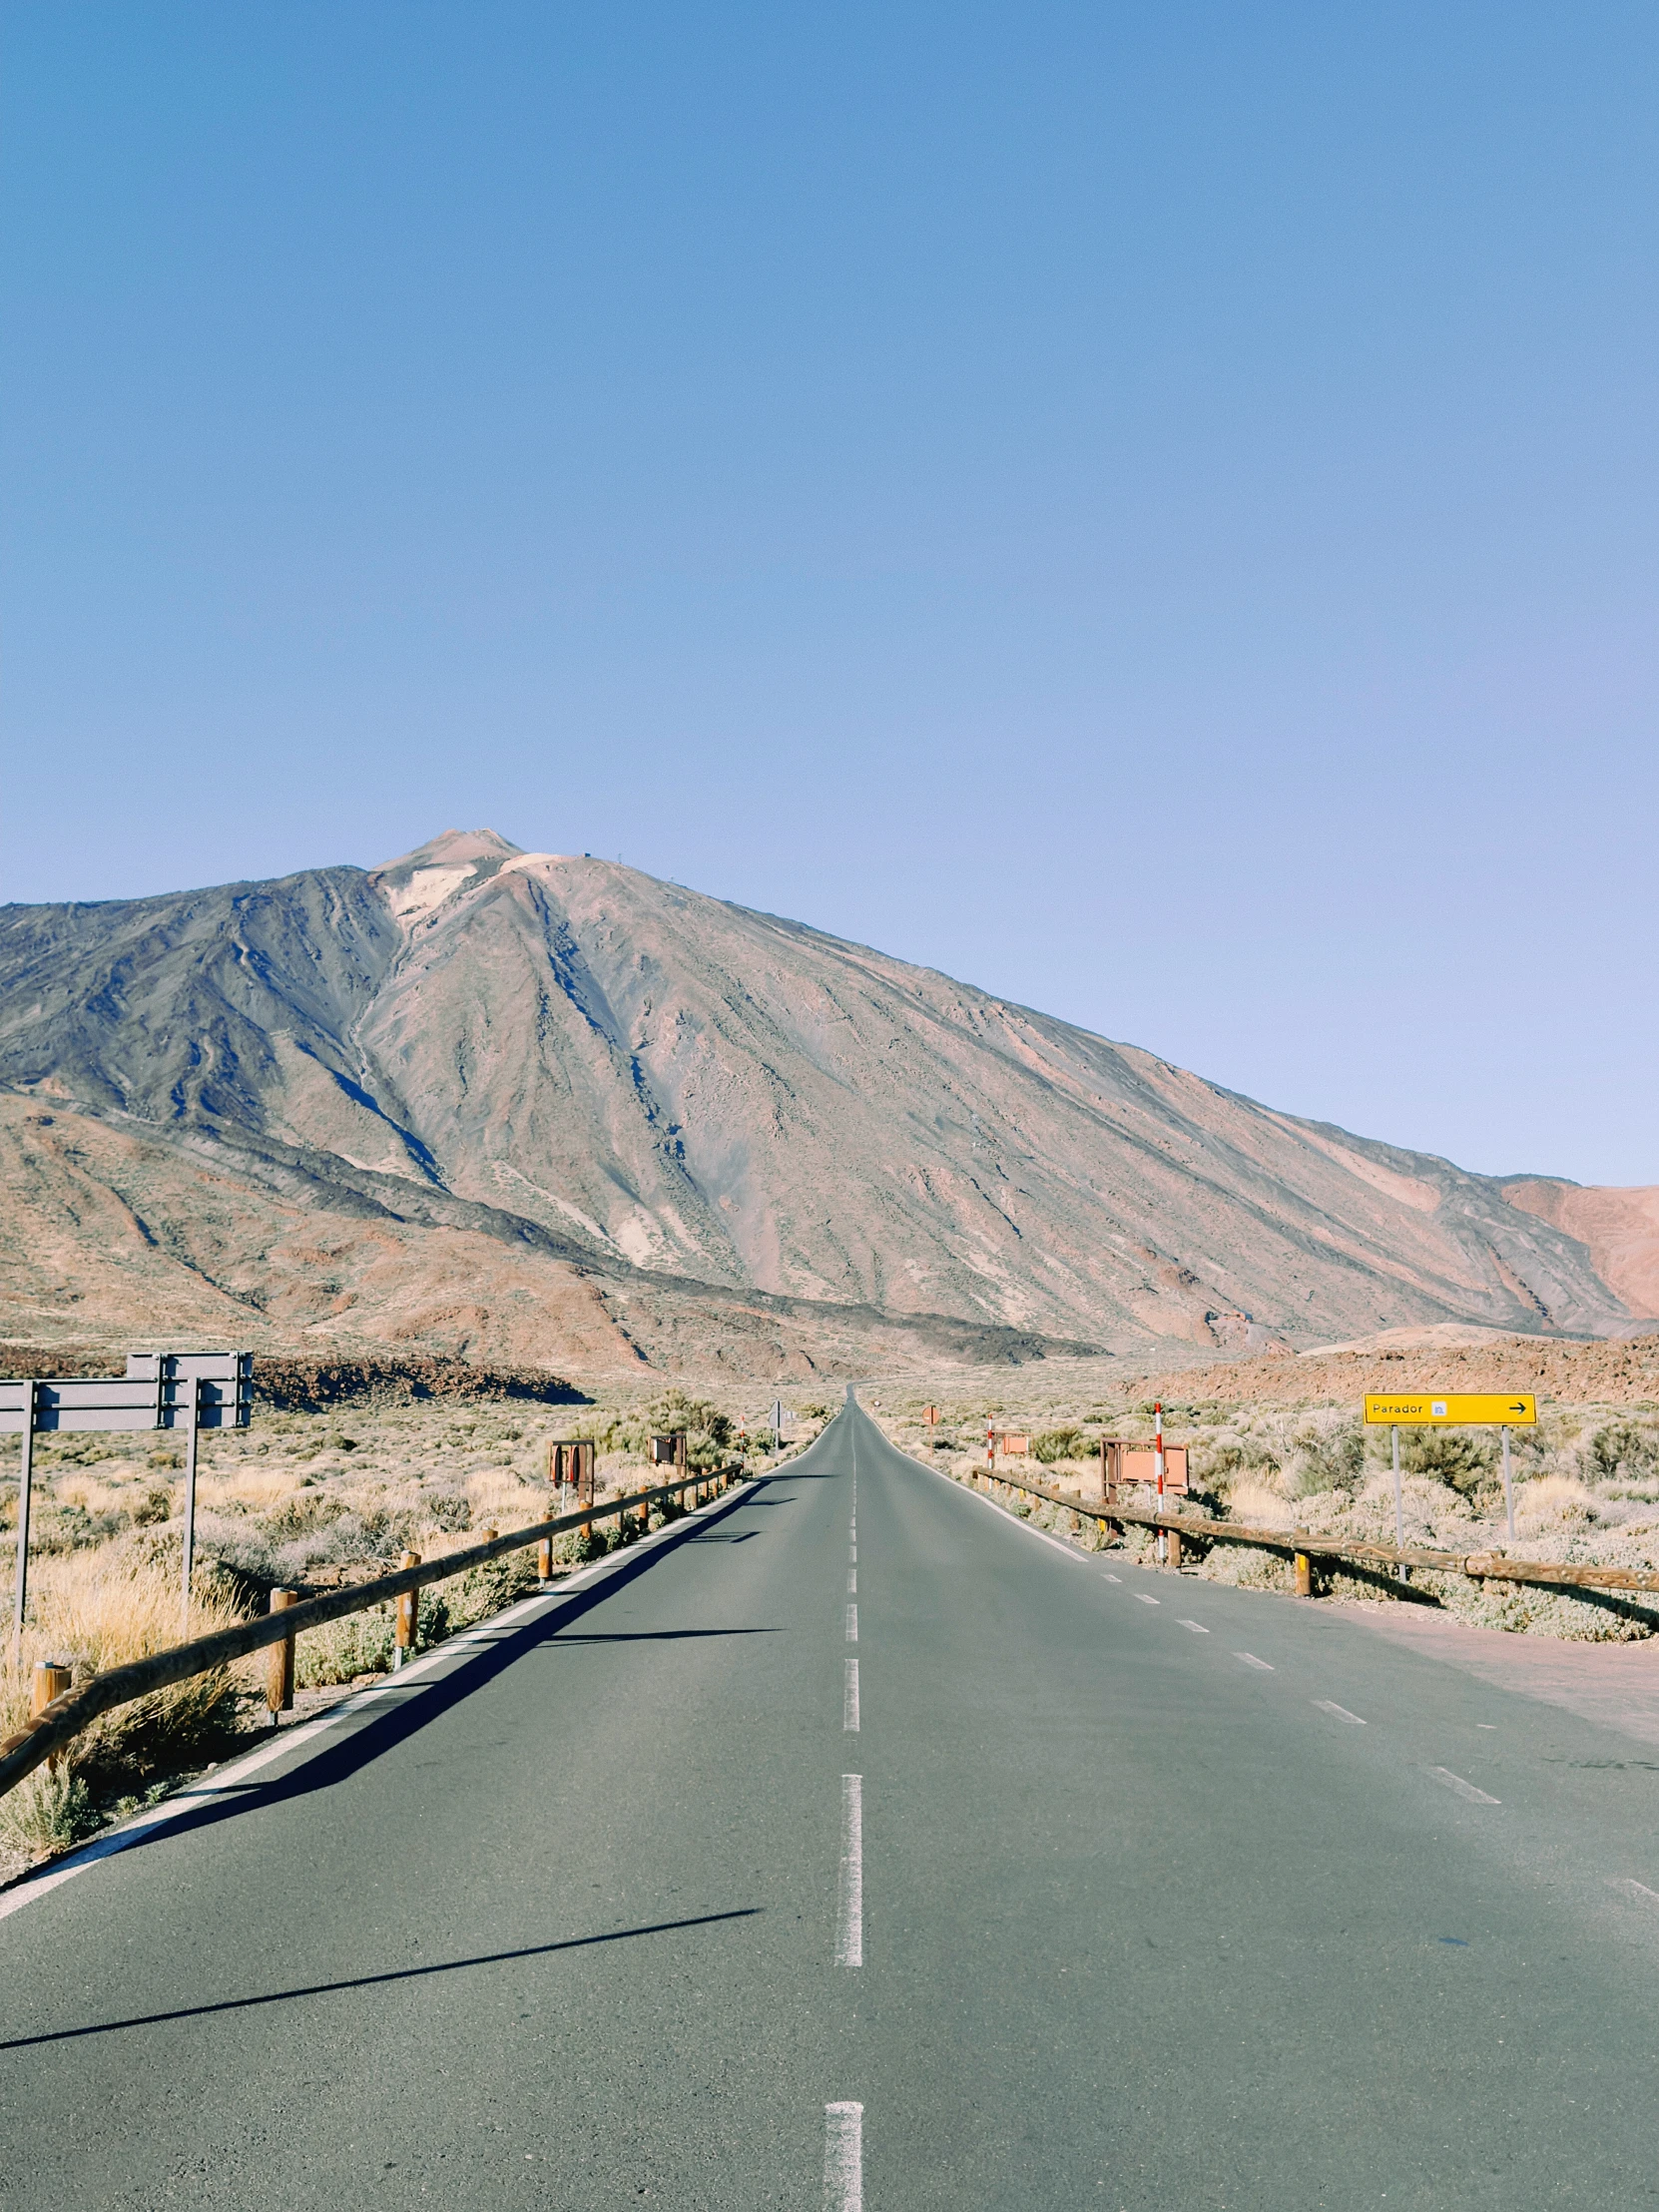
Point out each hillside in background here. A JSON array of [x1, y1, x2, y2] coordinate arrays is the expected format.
[[0, 828, 1651, 1379]]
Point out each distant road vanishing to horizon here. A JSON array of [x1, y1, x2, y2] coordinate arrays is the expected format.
[[4, 1397, 1657, 2207]]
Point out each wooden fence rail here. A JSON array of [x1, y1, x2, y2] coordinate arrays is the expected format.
[[967, 1463, 1659, 1595], [0, 1465, 744, 1804]]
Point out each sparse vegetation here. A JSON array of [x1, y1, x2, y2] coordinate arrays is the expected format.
[[0, 1377, 823, 1881], [864, 1366, 1659, 1646]]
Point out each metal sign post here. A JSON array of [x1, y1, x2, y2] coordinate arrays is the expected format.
[[1391, 1424, 1404, 1574], [3, 1354, 252, 1662], [179, 1379, 203, 1639], [11, 1383, 37, 1666], [1365, 1391, 1535, 1553], [1501, 1427, 1515, 1540]]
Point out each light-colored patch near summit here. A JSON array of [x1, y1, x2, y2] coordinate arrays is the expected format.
[[382, 865, 474, 921]]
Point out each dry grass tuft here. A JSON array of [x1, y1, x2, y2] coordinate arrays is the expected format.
[[1221, 1476, 1293, 1526], [1515, 1473, 1597, 1533], [1, 1545, 249, 1823]]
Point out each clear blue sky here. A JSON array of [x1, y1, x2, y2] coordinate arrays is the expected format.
[[4, 3, 1655, 1184]]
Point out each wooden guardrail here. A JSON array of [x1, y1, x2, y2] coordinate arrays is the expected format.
[[0, 1464, 745, 1804], [967, 1463, 1659, 1596]]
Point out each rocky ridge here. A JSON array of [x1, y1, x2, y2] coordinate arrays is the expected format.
[[0, 828, 1651, 1379]]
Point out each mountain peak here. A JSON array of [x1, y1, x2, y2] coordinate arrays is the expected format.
[[371, 828, 523, 876], [367, 828, 525, 924]]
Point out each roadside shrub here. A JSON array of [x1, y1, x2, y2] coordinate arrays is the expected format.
[[295, 1607, 395, 1687], [1587, 1420, 1659, 1484], [0, 1766, 97, 1859], [1033, 1427, 1086, 1464], [1285, 1415, 1364, 1499], [1399, 1427, 1495, 1501]]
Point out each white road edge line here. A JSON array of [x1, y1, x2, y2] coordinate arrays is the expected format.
[[912, 1455, 1092, 1563], [845, 1603, 858, 1643], [824, 2101, 863, 2211], [0, 1479, 763, 1929], [1234, 1652, 1274, 1670], [1314, 1699, 1366, 1725], [835, 1775, 863, 1967], [844, 1657, 860, 1732], [1429, 1767, 1500, 1805], [1608, 1877, 1659, 1907], [1176, 1619, 1210, 1634]]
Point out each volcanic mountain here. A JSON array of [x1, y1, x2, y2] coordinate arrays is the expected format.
[[0, 829, 1649, 1377]]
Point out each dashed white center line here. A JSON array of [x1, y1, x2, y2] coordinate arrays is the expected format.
[[1134, 1593, 1160, 1606], [835, 1775, 863, 1966], [1314, 1699, 1366, 1724], [1235, 1652, 1274, 1670], [845, 1603, 858, 1642], [1176, 1619, 1209, 1634], [1102, 1572, 1122, 1583], [824, 2101, 863, 2210], [844, 1657, 860, 1732], [847, 1568, 856, 1593], [1429, 1767, 1500, 1805], [1608, 1877, 1659, 1908], [849, 1546, 856, 1564]]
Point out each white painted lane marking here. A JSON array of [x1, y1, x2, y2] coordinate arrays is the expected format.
[[1176, 1619, 1210, 1634], [1102, 1572, 1122, 1583], [835, 1775, 863, 1967], [1234, 1652, 1274, 1670], [0, 1478, 770, 1928], [824, 2101, 863, 2211], [845, 1603, 858, 1642], [1429, 1767, 1500, 1805], [1608, 1878, 1659, 1908], [844, 1658, 860, 1732], [1314, 1699, 1366, 1724], [849, 1546, 856, 1564], [914, 1456, 1093, 1562], [1134, 1593, 1160, 1606], [847, 1568, 856, 1593]]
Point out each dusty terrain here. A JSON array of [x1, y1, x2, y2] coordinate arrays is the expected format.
[[3, 826, 1653, 1382], [859, 1330, 1659, 1644]]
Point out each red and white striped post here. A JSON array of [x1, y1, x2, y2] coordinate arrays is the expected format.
[[1154, 1401, 1166, 1564]]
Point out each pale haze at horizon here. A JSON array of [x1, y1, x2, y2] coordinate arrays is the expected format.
[[4, 4, 1654, 1187]]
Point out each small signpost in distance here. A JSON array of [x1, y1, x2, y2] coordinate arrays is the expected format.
[[1364, 1392, 1537, 1547]]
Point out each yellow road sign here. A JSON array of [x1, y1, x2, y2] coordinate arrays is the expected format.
[[1364, 1392, 1536, 1426]]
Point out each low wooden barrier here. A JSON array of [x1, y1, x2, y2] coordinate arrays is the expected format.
[[0, 1464, 743, 1803], [966, 1464, 1659, 1596]]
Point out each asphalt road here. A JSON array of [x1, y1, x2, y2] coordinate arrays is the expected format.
[[4, 1395, 1659, 2209]]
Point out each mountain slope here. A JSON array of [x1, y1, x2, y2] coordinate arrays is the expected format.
[[0, 828, 1642, 1370]]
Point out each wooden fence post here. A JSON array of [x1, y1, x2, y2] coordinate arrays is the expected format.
[[536, 1537, 554, 1583], [31, 1659, 72, 1772], [394, 1552, 421, 1668], [1295, 1551, 1313, 1597], [31, 1660, 70, 1717], [266, 1590, 296, 1718], [1168, 1527, 1183, 1570]]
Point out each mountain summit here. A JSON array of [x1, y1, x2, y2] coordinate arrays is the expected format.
[[0, 831, 1649, 1373]]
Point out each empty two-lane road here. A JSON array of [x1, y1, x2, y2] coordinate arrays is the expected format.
[[4, 1397, 1659, 2209]]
